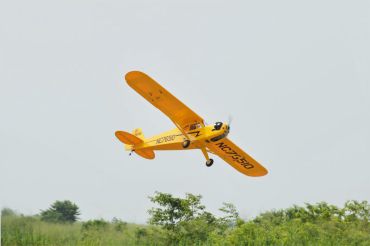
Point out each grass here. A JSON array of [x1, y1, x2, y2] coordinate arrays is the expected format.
[[1, 215, 159, 246]]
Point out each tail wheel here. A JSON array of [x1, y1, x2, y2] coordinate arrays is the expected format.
[[182, 140, 191, 148], [206, 159, 214, 167]]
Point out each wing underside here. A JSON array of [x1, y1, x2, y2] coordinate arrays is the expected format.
[[206, 138, 268, 177], [125, 71, 204, 132]]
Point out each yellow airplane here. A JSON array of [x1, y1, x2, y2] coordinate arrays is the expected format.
[[115, 71, 268, 177]]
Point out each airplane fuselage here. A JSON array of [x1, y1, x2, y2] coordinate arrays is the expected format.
[[129, 122, 229, 151]]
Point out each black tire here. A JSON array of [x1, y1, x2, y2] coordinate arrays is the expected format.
[[182, 140, 191, 148], [206, 159, 214, 167]]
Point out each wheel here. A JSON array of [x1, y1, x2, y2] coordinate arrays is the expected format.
[[206, 159, 214, 167], [182, 140, 191, 148]]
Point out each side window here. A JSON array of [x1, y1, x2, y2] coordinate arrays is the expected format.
[[190, 123, 202, 130]]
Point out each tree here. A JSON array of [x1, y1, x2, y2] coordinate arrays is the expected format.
[[219, 202, 239, 226], [148, 192, 220, 244], [148, 192, 205, 230], [40, 200, 80, 223], [1, 208, 16, 217], [343, 200, 370, 222]]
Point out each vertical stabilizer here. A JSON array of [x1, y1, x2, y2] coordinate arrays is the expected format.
[[132, 128, 145, 140], [115, 129, 155, 159]]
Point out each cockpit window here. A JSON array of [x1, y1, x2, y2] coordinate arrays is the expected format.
[[214, 122, 223, 130], [190, 123, 202, 130]]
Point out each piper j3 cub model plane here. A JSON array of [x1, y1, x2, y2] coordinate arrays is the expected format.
[[115, 71, 268, 177]]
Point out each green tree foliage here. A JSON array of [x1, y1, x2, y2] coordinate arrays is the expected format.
[[2, 207, 16, 217], [219, 202, 239, 226], [40, 200, 80, 223], [81, 219, 108, 231], [2, 197, 369, 245], [148, 192, 233, 244], [148, 192, 206, 230], [223, 200, 370, 245], [80, 219, 109, 244], [148, 194, 370, 245], [343, 200, 370, 222]]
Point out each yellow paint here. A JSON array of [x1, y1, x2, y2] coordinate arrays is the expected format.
[[116, 71, 268, 177]]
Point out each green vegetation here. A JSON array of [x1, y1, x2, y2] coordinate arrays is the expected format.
[[1, 194, 369, 245], [40, 200, 80, 223]]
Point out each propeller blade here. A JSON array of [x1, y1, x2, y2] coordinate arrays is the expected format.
[[228, 115, 233, 128]]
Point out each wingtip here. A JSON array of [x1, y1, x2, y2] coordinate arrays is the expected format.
[[246, 167, 268, 177], [255, 168, 269, 177], [125, 71, 146, 84], [261, 169, 269, 177]]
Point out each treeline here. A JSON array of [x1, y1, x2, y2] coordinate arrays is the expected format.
[[1, 192, 369, 245]]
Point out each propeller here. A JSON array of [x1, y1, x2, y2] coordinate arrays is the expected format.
[[227, 115, 233, 132], [228, 115, 233, 126]]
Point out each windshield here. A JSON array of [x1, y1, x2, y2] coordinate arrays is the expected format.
[[214, 122, 223, 130]]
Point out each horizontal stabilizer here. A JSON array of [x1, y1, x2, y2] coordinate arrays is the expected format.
[[115, 131, 143, 145], [135, 149, 155, 159], [115, 130, 155, 159]]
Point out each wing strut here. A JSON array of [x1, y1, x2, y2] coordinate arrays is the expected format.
[[172, 120, 190, 140]]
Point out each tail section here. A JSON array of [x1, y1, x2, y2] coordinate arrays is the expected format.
[[135, 149, 155, 160], [115, 129, 155, 160], [132, 128, 145, 140], [115, 131, 143, 146]]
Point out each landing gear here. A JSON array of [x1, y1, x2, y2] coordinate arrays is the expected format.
[[182, 140, 191, 148], [206, 159, 214, 167], [200, 147, 213, 167]]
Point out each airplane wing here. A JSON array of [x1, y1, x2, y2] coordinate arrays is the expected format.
[[206, 138, 268, 177], [125, 71, 204, 132]]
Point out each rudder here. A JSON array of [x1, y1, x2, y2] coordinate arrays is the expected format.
[[132, 128, 145, 140]]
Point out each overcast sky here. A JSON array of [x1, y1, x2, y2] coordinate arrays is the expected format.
[[1, 0, 369, 223]]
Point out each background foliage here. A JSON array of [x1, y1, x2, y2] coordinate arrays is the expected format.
[[1, 193, 369, 245], [40, 200, 80, 223]]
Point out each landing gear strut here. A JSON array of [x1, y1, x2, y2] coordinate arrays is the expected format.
[[200, 147, 214, 167], [206, 159, 214, 167], [182, 140, 191, 148]]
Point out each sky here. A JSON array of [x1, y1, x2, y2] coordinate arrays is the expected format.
[[1, 0, 369, 223]]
